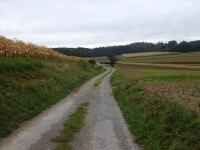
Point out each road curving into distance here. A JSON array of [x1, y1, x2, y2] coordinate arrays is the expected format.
[[0, 67, 139, 150]]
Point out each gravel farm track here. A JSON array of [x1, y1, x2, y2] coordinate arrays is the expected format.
[[0, 67, 139, 150]]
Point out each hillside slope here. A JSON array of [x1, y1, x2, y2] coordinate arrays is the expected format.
[[0, 36, 103, 138]]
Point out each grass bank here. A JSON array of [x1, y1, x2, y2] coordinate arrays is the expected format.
[[112, 67, 200, 150], [54, 102, 89, 150], [0, 58, 102, 138]]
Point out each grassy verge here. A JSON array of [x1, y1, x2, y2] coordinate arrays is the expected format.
[[54, 102, 89, 150], [0, 58, 102, 138], [112, 69, 200, 150]]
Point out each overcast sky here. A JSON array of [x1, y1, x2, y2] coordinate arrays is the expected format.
[[0, 0, 200, 48]]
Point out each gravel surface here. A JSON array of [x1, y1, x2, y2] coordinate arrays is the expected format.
[[0, 67, 139, 150]]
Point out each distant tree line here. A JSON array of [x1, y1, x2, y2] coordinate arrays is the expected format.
[[54, 40, 200, 57]]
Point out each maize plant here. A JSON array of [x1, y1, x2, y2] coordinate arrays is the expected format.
[[0, 36, 74, 59]]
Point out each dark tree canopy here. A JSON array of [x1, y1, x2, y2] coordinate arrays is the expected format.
[[107, 55, 118, 67], [54, 40, 200, 57]]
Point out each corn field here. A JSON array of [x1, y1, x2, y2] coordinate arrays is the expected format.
[[0, 36, 65, 58]]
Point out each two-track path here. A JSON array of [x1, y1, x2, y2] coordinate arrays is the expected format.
[[0, 68, 139, 150]]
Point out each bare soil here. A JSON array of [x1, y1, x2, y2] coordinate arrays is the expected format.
[[144, 83, 200, 115]]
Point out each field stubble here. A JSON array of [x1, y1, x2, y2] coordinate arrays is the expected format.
[[112, 65, 200, 149]]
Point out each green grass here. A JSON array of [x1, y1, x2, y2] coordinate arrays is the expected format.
[[54, 102, 89, 150], [116, 64, 200, 82], [134, 68, 200, 81], [0, 58, 102, 138], [0, 58, 43, 72], [112, 70, 200, 150]]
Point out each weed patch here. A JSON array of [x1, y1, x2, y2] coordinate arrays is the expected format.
[[54, 102, 89, 150]]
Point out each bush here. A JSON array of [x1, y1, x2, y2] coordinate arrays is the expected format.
[[88, 59, 96, 64]]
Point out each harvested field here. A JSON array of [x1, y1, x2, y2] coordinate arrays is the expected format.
[[115, 64, 200, 115], [112, 67, 200, 149], [118, 62, 200, 71], [120, 51, 200, 65], [122, 52, 177, 58]]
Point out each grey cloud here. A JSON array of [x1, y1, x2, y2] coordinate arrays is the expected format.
[[0, 0, 200, 47]]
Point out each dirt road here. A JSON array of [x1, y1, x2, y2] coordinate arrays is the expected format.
[[0, 68, 139, 150]]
